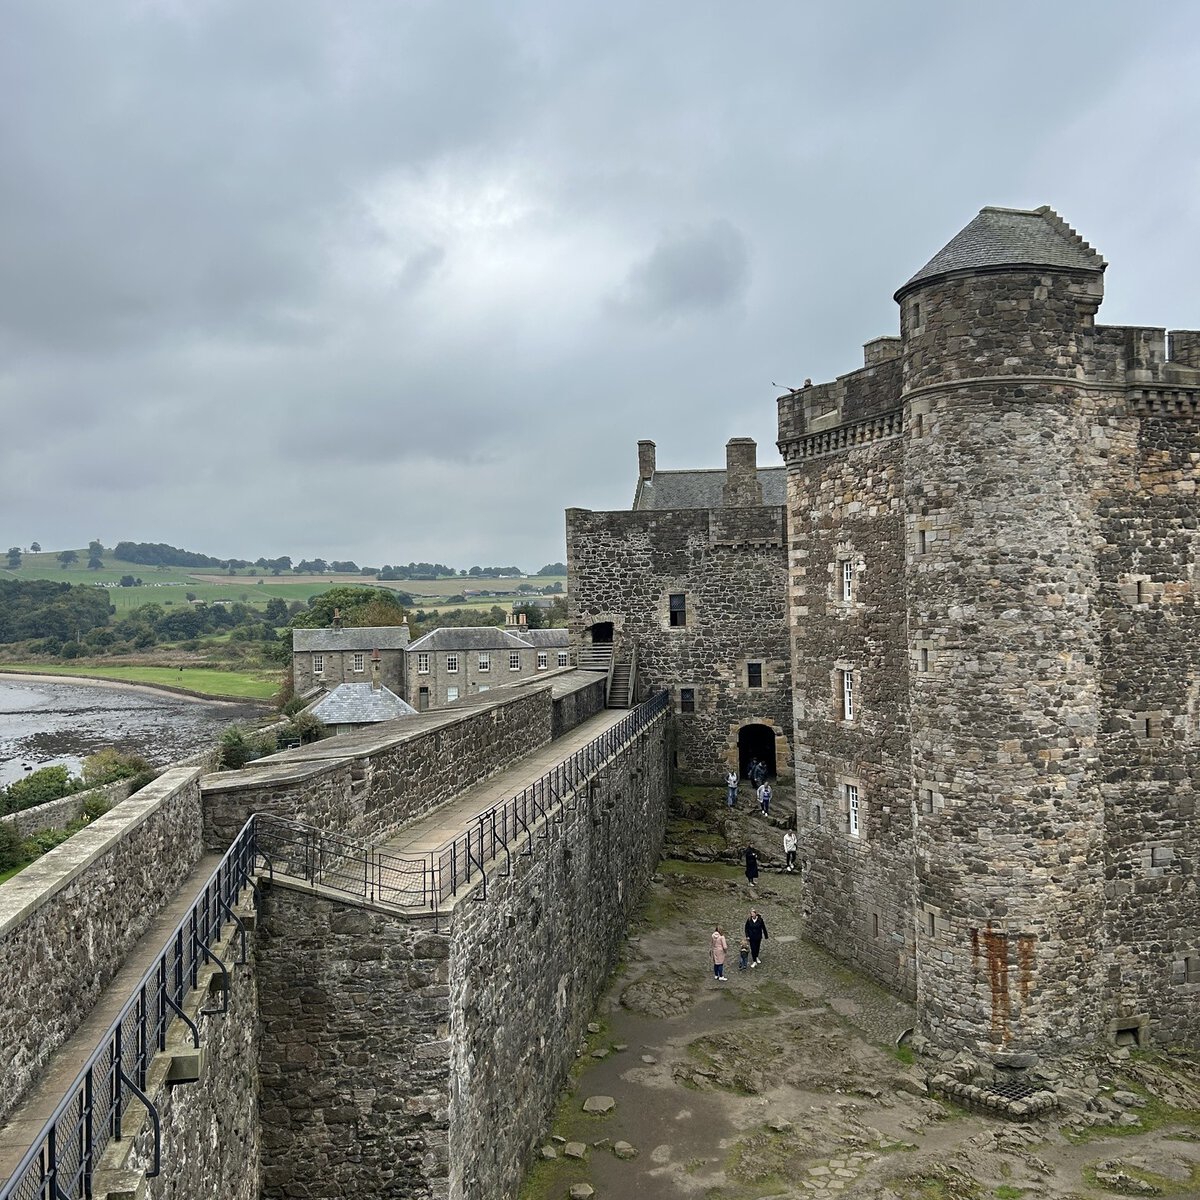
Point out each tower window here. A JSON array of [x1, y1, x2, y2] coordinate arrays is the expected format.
[[920, 647, 929, 673], [917, 528, 928, 555], [747, 662, 763, 689], [679, 687, 695, 714], [913, 300, 922, 328], [841, 669, 855, 721], [846, 783, 860, 837], [841, 559, 853, 603], [926, 911, 935, 937], [669, 593, 687, 627]]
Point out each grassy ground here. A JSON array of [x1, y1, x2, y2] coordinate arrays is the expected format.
[[0, 662, 279, 701]]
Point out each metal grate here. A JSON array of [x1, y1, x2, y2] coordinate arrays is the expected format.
[[980, 1077, 1042, 1102]]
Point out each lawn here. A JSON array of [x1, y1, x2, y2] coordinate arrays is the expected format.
[[0, 662, 279, 701]]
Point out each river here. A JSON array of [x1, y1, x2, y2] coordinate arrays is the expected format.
[[0, 677, 269, 788]]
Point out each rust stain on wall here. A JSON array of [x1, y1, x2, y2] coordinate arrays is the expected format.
[[982, 924, 1010, 1042]]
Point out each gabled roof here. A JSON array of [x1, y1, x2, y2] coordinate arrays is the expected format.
[[293, 625, 410, 652], [896, 206, 1105, 300], [633, 467, 787, 511], [515, 628, 569, 647], [405, 627, 534, 653], [310, 683, 417, 725]]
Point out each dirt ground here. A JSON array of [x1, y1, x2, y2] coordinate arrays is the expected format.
[[518, 786, 1200, 1200]]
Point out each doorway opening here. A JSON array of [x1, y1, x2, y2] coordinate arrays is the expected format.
[[738, 723, 776, 780], [590, 621, 614, 644]]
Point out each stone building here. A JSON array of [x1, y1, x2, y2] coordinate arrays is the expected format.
[[309, 681, 418, 735], [777, 205, 1200, 1060], [567, 437, 792, 781], [401, 626, 570, 711], [292, 625, 409, 695]]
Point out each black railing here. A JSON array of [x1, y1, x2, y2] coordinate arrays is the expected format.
[[1, 825, 258, 1200]]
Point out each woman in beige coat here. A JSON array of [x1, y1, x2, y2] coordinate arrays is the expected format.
[[710, 925, 729, 981]]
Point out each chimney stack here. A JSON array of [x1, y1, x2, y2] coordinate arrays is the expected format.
[[722, 437, 762, 507], [637, 440, 657, 481], [332, 607, 343, 629], [370, 648, 381, 691]]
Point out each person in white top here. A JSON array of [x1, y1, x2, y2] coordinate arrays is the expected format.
[[725, 770, 738, 808], [783, 829, 797, 872]]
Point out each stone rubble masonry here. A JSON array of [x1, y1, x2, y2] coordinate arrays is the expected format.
[[0, 767, 204, 1124], [252, 711, 670, 1200], [199, 685, 555, 851], [0, 777, 136, 840], [779, 215, 1200, 1061], [567, 505, 791, 782]]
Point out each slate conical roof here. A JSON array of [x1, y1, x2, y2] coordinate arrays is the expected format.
[[895, 206, 1105, 300]]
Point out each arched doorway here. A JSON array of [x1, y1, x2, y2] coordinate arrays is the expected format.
[[738, 724, 776, 780], [589, 621, 614, 644]]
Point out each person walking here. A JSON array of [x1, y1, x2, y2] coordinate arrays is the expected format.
[[757, 780, 772, 815], [709, 925, 729, 981], [783, 828, 797, 872], [738, 936, 751, 971], [725, 769, 738, 808], [745, 907, 769, 967], [744, 844, 759, 889], [749, 758, 765, 789]]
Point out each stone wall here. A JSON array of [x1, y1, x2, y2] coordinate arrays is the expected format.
[[567, 505, 791, 782], [448, 713, 671, 1200], [551, 675, 606, 738], [200, 687, 555, 850], [0, 767, 203, 1123], [0, 777, 135, 839], [783, 431, 915, 999], [255, 884, 452, 1200], [1096, 404, 1200, 1046]]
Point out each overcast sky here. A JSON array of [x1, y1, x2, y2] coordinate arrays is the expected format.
[[2, 1, 1197, 570]]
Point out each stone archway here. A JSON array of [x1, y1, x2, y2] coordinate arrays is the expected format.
[[737, 723, 777, 780], [589, 621, 614, 644]]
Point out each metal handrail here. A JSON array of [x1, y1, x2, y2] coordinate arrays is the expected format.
[[0, 822, 259, 1200]]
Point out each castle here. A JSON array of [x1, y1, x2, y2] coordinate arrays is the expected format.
[[569, 205, 1200, 1061]]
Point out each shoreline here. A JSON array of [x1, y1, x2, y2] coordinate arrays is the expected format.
[[0, 670, 271, 709]]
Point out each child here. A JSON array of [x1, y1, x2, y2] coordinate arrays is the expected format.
[[738, 937, 751, 971]]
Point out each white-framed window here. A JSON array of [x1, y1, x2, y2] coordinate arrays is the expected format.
[[312, 653, 324, 675], [846, 783, 860, 838], [557, 651, 568, 667], [509, 651, 521, 671], [446, 654, 458, 673], [841, 558, 853, 603], [842, 669, 855, 721], [417, 652, 430, 674], [352, 652, 365, 673], [537, 651, 548, 670], [478, 684, 490, 693], [446, 686, 459, 702], [478, 652, 490, 672]]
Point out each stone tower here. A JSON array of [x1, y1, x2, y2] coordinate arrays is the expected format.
[[895, 207, 1110, 1058]]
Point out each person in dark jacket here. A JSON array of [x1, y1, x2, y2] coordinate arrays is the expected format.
[[744, 844, 759, 888], [744, 907, 768, 967]]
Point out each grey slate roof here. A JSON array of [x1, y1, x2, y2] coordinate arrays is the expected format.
[[311, 683, 417, 725], [896, 206, 1105, 299], [405, 627, 535, 653], [293, 626, 410, 652], [633, 466, 787, 511], [515, 628, 569, 647]]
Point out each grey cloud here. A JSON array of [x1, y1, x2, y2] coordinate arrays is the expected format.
[[609, 221, 751, 320]]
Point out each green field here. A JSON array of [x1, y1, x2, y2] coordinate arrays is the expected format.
[[2, 551, 564, 614], [0, 662, 279, 701]]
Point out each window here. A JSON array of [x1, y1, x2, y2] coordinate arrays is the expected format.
[[417, 652, 430, 675], [669, 593, 687, 627], [446, 686, 459, 702], [841, 669, 855, 721], [312, 653, 324, 676], [872, 913, 880, 938], [478, 653, 491, 672], [917, 528, 928, 555], [813, 803, 822, 825], [1137, 579, 1150, 605], [747, 662, 763, 689], [679, 687, 695, 713], [914, 412, 924, 438], [913, 300, 922, 328], [537, 652, 548, 670], [846, 783, 860, 837], [926, 911, 935, 937], [921, 788, 934, 815], [446, 654, 459, 674], [509, 651, 521, 671], [841, 559, 853, 603], [478, 684, 489, 693], [352, 652, 365, 673], [557, 651, 569, 668], [920, 647, 929, 673]]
